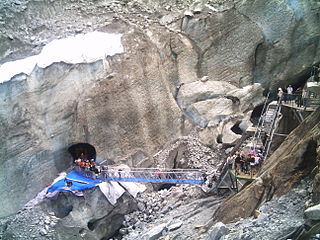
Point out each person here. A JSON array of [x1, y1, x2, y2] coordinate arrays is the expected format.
[[242, 155, 251, 174], [118, 169, 123, 179], [202, 173, 207, 183], [295, 87, 303, 107], [312, 65, 319, 82], [74, 158, 81, 166], [157, 169, 162, 179], [234, 153, 242, 174], [79, 161, 86, 168], [249, 148, 256, 156], [277, 87, 284, 103], [64, 178, 73, 188], [302, 88, 308, 107], [226, 155, 234, 169], [287, 85, 293, 103]]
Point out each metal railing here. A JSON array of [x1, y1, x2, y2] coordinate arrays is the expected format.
[[262, 98, 282, 159], [281, 92, 319, 110], [252, 92, 270, 151], [74, 166, 205, 184]]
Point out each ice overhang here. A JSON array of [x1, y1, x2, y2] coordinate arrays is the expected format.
[[0, 31, 124, 83]]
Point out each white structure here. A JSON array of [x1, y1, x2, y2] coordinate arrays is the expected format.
[[0, 32, 124, 83]]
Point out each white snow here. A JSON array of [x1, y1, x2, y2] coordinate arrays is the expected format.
[[0, 32, 124, 83]]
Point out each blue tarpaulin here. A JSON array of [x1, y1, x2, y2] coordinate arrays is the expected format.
[[47, 170, 101, 193]]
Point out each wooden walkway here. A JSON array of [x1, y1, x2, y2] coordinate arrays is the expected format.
[[217, 169, 257, 193], [229, 169, 256, 181]]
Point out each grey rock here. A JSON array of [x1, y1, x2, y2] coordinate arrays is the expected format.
[[39, 228, 47, 236], [184, 10, 194, 17], [193, 5, 203, 14], [141, 223, 167, 240], [200, 76, 209, 82], [304, 204, 320, 220], [167, 219, 183, 232], [119, 228, 129, 235], [138, 202, 146, 212], [207, 222, 229, 240], [161, 206, 172, 214]]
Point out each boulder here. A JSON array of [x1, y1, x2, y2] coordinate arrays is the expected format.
[[167, 219, 183, 232], [178, 82, 264, 144], [2, 185, 139, 240], [177, 81, 237, 109], [206, 222, 229, 240], [304, 204, 320, 220], [184, 10, 194, 17], [141, 223, 167, 240]]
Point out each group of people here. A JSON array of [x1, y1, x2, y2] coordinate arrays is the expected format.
[[277, 85, 294, 103], [226, 149, 264, 175], [277, 85, 308, 107], [276, 64, 320, 106], [74, 153, 101, 175]]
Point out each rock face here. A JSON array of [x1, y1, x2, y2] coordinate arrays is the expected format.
[[0, 0, 319, 218], [1, 186, 139, 240]]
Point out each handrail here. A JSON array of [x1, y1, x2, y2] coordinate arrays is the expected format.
[[73, 166, 205, 184], [102, 167, 204, 172], [281, 92, 319, 110], [262, 97, 282, 158], [252, 92, 270, 151]]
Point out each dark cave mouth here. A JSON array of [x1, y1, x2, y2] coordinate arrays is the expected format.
[[68, 142, 97, 161], [250, 103, 265, 125], [231, 120, 243, 135]]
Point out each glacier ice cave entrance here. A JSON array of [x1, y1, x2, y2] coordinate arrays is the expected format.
[[68, 143, 96, 161]]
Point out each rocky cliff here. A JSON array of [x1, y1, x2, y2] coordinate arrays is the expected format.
[[0, 0, 319, 221]]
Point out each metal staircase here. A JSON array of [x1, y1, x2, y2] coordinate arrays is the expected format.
[[250, 96, 282, 159], [216, 97, 282, 193], [251, 92, 270, 152], [261, 99, 282, 158]]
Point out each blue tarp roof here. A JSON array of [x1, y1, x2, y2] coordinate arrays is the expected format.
[[47, 170, 101, 193]]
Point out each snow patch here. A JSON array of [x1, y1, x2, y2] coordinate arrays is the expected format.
[[0, 32, 124, 83]]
